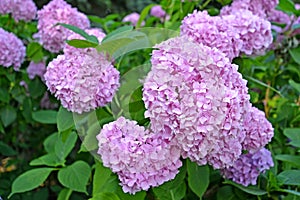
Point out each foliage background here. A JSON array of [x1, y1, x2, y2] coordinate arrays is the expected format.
[[0, 0, 300, 200]]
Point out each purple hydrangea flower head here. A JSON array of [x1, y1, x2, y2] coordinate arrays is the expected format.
[[242, 107, 274, 152], [143, 36, 250, 169], [222, 9, 273, 56], [97, 117, 182, 194], [0, 0, 37, 22], [27, 61, 46, 81], [63, 28, 106, 56], [150, 5, 170, 21], [0, 28, 25, 71], [220, 0, 279, 18], [44, 51, 120, 113], [181, 10, 242, 61], [267, 9, 291, 33], [221, 148, 274, 186], [36, 0, 90, 53], [122, 12, 145, 26]]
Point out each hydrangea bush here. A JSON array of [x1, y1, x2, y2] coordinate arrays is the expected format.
[[0, 0, 300, 200]]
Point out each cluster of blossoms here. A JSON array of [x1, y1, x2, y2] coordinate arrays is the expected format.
[[0, 28, 25, 71], [181, 9, 273, 59], [27, 61, 46, 81], [39, 0, 120, 114], [221, 148, 274, 186], [97, 0, 276, 192], [36, 0, 90, 53], [97, 117, 182, 193], [0, 0, 37, 22]]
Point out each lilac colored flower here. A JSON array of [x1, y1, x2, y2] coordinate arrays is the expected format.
[[44, 51, 120, 113], [0, 28, 25, 71], [97, 117, 182, 194], [143, 36, 250, 168], [0, 0, 37, 22], [36, 0, 90, 53], [221, 148, 274, 186], [122, 12, 145, 26], [222, 9, 273, 56], [27, 61, 46, 81], [150, 5, 170, 21], [63, 28, 106, 56], [180, 10, 242, 61], [220, 0, 279, 18], [242, 107, 274, 152]]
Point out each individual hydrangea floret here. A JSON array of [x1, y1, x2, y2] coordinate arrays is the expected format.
[[63, 28, 106, 56], [97, 117, 182, 194], [242, 107, 274, 152], [36, 0, 90, 53], [27, 61, 46, 81], [143, 36, 250, 169], [220, 0, 279, 18], [221, 148, 274, 186], [44, 51, 120, 113], [222, 9, 273, 56], [0, 0, 37, 22], [122, 12, 145, 26], [180, 10, 241, 61], [0, 28, 25, 71]]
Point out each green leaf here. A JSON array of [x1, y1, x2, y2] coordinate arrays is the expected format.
[[55, 131, 77, 160], [9, 168, 54, 198], [277, 170, 300, 185], [66, 39, 98, 48], [32, 110, 57, 124], [29, 153, 63, 167], [58, 188, 72, 200], [93, 161, 113, 195], [102, 25, 133, 43], [275, 154, 300, 167], [57, 107, 74, 132], [0, 106, 17, 127], [289, 80, 300, 94], [0, 141, 17, 156], [152, 164, 187, 200], [58, 161, 91, 193], [224, 180, 267, 195], [44, 132, 58, 153], [26, 42, 44, 62], [283, 128, 300, 147], [277, 0, 297, 14], [89, 192, 120, 200], [187, 160, 209, 198], [0, 87, 10, 103], [289, 46, 300, 64], [217, 186, 238, 200], [28, 78, 46, 98], [278, 189, 300, 196], [58, 23, 99, 44], [116, 189, 146, 200], [136, 4, 155, 28]]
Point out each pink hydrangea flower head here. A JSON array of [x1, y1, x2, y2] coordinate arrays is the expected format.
[[143, 36, 250, 169], [63, 28, 106, 56], [222, 9, 273, 56], [97, 117, 182, 194], [0, 0, 37, 22], [0, 28, 25, 71], [181, 10, 242, 61], [37, 0, 90, 53], [221, 148, 274, 186], [220, 0, 279, 18], [122, 12, 145, 26], [44, 51, 120, 113], [150, 5, 170, 21], [27, 61, 46, 81], [242, 107, 274, 152]]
